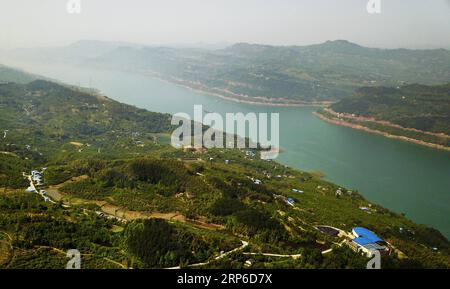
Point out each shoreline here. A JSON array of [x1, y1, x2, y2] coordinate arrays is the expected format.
[[139, 70, 334, 108], [314, 111, 450, 152], [322, 108, 450, 139]]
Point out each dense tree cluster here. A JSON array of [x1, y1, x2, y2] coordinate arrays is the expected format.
[[124, 219, 239, 268]]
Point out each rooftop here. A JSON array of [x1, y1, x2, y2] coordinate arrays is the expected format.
[[352, 227, 385, 246]]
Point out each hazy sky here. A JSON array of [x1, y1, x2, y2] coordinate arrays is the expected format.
[[1, 0, 450, 49]]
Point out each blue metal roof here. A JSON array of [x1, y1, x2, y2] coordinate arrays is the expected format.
[[353, 237, 374, 246], [352, 227, 384, 244], [352, 237, 373, 246]]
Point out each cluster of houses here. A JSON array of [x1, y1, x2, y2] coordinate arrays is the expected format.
[[25, 169, 54, 203], [95, 211, 127, 224], [26, 186, 51, 203], [31, 170, 43, 186]]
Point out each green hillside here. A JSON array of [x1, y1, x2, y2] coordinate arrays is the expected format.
[[332, 84, 450, 135], [1, 77, 449, 269], [316, 84, 450, 148]]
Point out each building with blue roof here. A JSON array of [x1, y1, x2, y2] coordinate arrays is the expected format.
[[350, 227, 389, 257]]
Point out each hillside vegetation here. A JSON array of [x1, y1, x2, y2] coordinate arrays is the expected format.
[[332, 84, 450, 135], [0, 68, 449, 269], [317, 83, 450, 148]]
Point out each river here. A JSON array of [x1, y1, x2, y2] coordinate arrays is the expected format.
[[5, 61, 450, 238]]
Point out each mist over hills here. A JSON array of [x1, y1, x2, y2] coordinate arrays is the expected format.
[[0, 64, 39, 84], [2, 40, 449, 103]]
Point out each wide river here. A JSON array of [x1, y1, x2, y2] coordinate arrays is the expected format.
[[6, 61, 450, 238]]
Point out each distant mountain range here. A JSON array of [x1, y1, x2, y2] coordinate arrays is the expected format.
[[2, 40, 449, 104]]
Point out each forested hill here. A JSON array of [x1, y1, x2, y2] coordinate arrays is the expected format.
[[0, 79, 172, 140], [331, 83, 450, 135], [0, 79, 172, 187], [1, 75, 450, 269]]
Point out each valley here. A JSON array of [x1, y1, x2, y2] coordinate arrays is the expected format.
[[0, 73, 449, 268]]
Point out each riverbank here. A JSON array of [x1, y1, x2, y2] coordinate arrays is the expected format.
[[138, 70, 334, 107], [314, 109, 450, 152]]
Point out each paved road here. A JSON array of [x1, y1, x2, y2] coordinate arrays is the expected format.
[[26, 175, 56, 204]]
